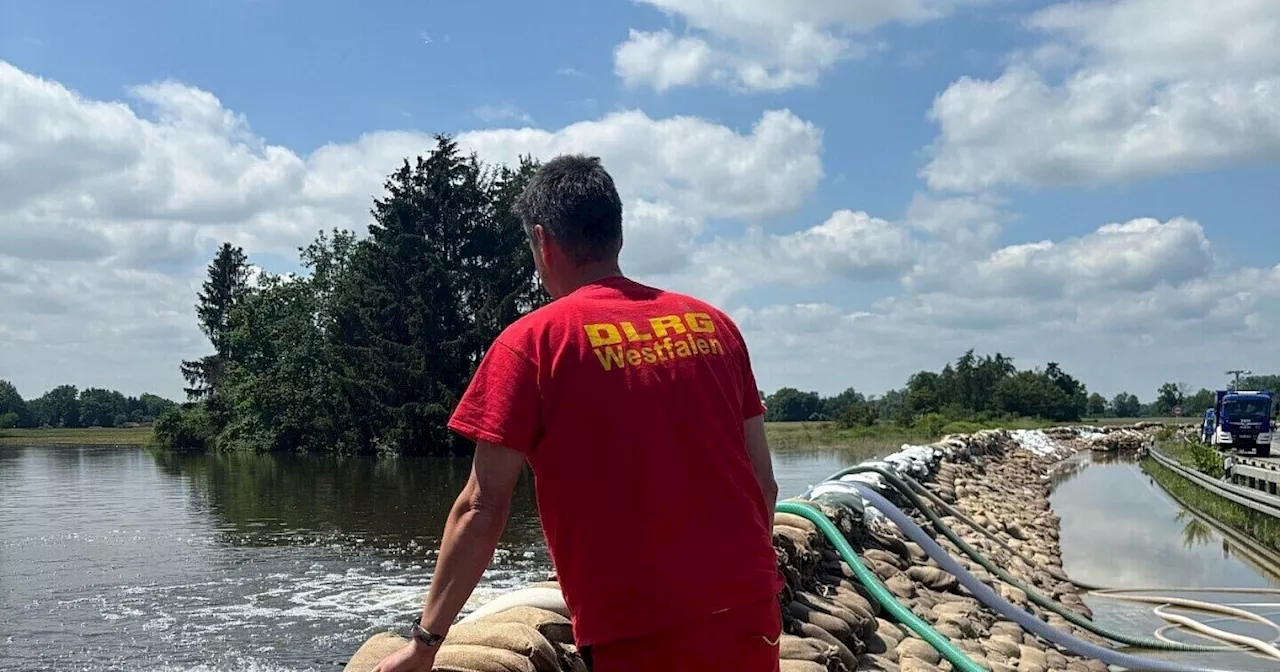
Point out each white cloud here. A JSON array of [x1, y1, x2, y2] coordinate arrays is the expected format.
[[0, 60, 824, 399], [680, 210, 917, 303], [924, 0, 1280, 192], [614, 0, 995, 92], [5, 34, 1280, 407]]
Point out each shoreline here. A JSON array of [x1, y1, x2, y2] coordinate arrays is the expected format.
[[0, 427, 154, 447]]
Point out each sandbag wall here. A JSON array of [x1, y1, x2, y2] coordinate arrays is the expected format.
[[342, 426, 1145, 672], [778, 428, 1119, 672]]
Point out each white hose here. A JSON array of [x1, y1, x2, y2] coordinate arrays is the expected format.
[[851, 483, 1232, 672], [1089, 590, 1280, 645], [1152, 604, 1280, 660]]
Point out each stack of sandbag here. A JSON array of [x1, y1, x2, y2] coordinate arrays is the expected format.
[[342, 604, 584, 672]]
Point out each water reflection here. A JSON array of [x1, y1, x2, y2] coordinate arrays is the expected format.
[[1051, 452, 1280, 671], [1052, 454, 1279, 588], [1176, 511, 1216, 550], [149, 450, 545, 555]]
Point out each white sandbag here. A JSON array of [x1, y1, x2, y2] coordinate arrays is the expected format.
[[459, 587, 569, 624]]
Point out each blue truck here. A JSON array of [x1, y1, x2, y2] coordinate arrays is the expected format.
[[1205, 389, 1274, 458]]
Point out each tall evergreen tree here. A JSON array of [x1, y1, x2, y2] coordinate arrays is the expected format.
[[181, 243, 251, 401], [330, 137, 541, 455]]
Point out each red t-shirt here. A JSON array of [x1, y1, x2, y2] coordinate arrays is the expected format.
[[448, 275, 784, 646]]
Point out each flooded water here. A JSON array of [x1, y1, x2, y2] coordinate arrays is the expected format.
[[0, 444, 869, 672], [9, 444, 1280, 672], [1050, 451, 1280, 672]]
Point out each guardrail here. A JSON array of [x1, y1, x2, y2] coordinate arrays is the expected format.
[[1147, 447, 1280, 519]]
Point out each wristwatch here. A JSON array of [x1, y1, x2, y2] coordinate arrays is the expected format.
[[410, 618, 446, 648]]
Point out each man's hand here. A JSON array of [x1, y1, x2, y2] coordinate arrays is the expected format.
[[370, 641, 435, 672], [369, 441, 525, 672]]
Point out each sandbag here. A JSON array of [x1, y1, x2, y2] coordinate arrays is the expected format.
[[342, 632, 408, 672], [473, 605, 575, 645], [786, 600, 853, 645], [557, 643, 589, 672], [441, 623, 559, 672], [797, 592, 874, 640], [775, 511, 819, 533], [906, 566, 958, 592], [433, 644, 537, 672], [794, 621, 859, 670], [779, 660, 827, 672], [458, 587, 568, 624], [779, 634, 834, 663]]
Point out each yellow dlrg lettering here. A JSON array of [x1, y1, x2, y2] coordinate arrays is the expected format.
[[584, 323, 622, 347], [648, 315, 687, 338], [684, 312, 716, 333], [620, 321, 653, 342]]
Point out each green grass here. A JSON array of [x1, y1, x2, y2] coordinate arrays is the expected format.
[[1155, 436, 1226, 478], [0, 426, 154, 446]]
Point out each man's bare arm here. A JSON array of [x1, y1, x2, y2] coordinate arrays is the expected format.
[[744, 414, 778, 525], [417, 441, 527, 635]]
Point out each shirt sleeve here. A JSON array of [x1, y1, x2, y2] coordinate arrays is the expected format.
[[722, 312, 767, 420], [447, 340, 542, 454], [741, 346, 766, 420]]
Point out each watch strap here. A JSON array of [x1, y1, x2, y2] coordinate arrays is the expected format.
[[410, 620, 446, 647]]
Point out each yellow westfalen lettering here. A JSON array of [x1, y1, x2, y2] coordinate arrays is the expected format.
[[585, 313, 726, 371]]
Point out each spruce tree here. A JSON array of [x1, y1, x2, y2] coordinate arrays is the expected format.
[[180, 243, 251, 400]]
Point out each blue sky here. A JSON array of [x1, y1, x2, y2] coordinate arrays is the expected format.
[[3, 0, 1280, 401]]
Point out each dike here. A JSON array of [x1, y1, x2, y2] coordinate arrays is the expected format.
[[341, 424, 1156, 672]]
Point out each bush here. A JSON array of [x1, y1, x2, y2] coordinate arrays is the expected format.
[[835, 402, 878, 429], [914, 413, 949, 439], [941, 421, 987, 435], [152, 406, 218, 452]]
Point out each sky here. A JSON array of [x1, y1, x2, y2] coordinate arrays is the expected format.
[[2, 0, 1280, 404]]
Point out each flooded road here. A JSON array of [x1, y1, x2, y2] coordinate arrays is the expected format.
[[1050, 451, 1280, 672], [0, 444, 869, 671]]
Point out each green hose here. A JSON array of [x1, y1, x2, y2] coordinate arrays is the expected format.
[[825, 465, 1237, 653], [774, 500, 989, 672]]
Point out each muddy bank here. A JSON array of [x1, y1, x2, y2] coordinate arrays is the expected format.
[[342, 425, 1155, 672]]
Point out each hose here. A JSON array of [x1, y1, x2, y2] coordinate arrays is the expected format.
[[773, 500, 988, 672], [1090, 591, 1280, 650], [825, 464, 1240, 653], [1150, 604, 1280, 660], [848, 482, 1232, 672]]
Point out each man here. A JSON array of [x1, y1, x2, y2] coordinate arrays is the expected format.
[[373, 154, 784, 672]]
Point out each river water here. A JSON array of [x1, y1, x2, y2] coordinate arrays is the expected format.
[[3, 444, 1279, 671]]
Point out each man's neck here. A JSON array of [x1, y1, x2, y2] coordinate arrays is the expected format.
[[557, 262, 623, 297]]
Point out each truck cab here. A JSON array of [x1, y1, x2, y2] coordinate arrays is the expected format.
[[1211, 390, 1274, 458]]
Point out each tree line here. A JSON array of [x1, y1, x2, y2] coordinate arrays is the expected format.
[[761, 351, 1090, 429], [154, 137, 546, 455], [147, 136, 1279, 455], [0, 380, 176, 430], [761, 351, 1280, 429]]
